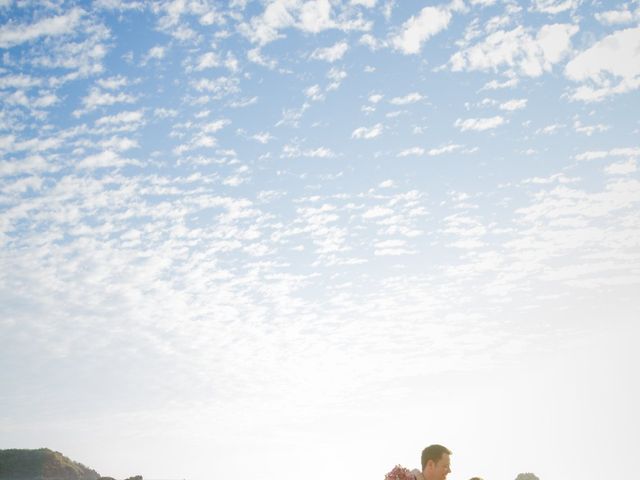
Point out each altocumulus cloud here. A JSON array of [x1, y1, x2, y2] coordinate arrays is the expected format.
[[0, 8, 84, 48], [454, 116, 505, 131], [352, 123, 383, 139], [1, 2, 639, 480], [565, 27, 640, 102], [391, 5, 452, 55]]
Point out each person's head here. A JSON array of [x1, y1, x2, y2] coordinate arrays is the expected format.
[[421, 444, 451, 480], [469, 477, 483, 480]]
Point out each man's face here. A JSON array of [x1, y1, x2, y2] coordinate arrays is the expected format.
[[424, 453, 451, 480]]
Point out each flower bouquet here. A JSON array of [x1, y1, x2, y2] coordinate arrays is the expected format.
[[384, 465, 415, 480]]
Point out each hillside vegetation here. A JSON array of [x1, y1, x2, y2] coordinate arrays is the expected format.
[[0, 449, 120, 480]]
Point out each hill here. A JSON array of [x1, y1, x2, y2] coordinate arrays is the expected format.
[[0, 448, 100, 480]]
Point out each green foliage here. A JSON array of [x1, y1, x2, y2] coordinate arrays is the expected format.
[[515, 473, 540, 480], [0, 448, 100, 480]]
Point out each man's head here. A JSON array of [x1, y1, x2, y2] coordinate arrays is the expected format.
[[421, 444, 451, 480]]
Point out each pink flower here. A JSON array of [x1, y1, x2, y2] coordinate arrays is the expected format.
[[384, 465, 415, 480]]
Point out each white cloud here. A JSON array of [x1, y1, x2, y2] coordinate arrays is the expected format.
[[170, 119, 230, 156], [229, 96, 258, 108], [374, 239, 414, 256], [454, 116, 505, 132], [199, 9, 224, 26], [449, 238, 486, 249], [362, 205, 394, 219], [239, 0, 296, 45], [397, 143, 463, 157], [281, 144, 335, 158], [99, 136, 139, 152], [97, 75, 129, 90], [442, 214, 490, 253], [240, 0, 369, 46], [515, 178, 640, 228], [74, 88, 137, 116], [224, 52, 239, 72], [0, 155, 51, 177], [0, 7, 84, 48], [481, 78, 519, 90], [451, 24, 578, 77], [251, 132, 274, 144], [94, 0, 145, 10], [398, 147, 425, 157], [470, 0, 497, 6], [147, 45, 166, 60], [2, 89, 59, 111], [595, 8, 636, 26], [565, 27, 640, 102], [350, 0, 377, 7], [351, 123, 383, 139], [537, 23, 579, 65], [192, 77, 240, 98], [391, 5, 452, 55], [77, 150, 136, 169], [389, 92, 424, 105], [0, 74, 43, 90], [531, 0, 579, 15], [174, 135, 217, 154], [604, 159, 637, 176], [0, 134, 15, 151], [310, 41, 349, 62], [304, 147, 335, 158], [359, 33, 384, 50], [96, 110, 144, 126], [195, 52, 220, 70], [10, 136, 61, 153], [536, 123, 565, 135], [499, 99, 527, 111], [523, 173, 578, 184], [152, 2, 203, 42], [428, 144, 463, 155], [573, 120, 609, 136], [154, 108, 178, 118], [575, 147, 640, 161], [326, 67, 347, 90], [304, 84, 324, 101], [27, 23, 109, 79], [276, 103, 310, 128], [202, 119, 231, 133], [247, 48, 278, 69], [298, 0, 334, 34], [0, 176, 43, 198]]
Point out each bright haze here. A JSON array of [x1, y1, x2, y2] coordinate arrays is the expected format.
[[1, 1, 638, 479]]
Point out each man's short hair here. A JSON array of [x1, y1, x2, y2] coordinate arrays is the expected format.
[[469, 477, 483, 480], [421, 444, 452, 471]]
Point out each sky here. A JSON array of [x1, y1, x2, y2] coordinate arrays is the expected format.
[[0, 0, 639, 479]]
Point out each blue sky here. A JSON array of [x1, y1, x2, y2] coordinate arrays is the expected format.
[[1, 1, 639, 479]]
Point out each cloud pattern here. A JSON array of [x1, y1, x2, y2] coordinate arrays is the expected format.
[[0, 1, 639, 479]]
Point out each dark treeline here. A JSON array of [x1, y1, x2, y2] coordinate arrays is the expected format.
[[0, 449, 141, 480]]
